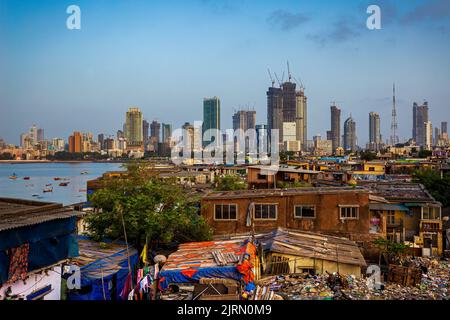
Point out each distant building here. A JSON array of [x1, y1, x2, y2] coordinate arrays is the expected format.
[[267, 86, 283, 149], [37, 128, 44, 143], [369, 112, 381, 151], [295, 88, 307, 151], [330, 105, 341, 153], [143, 120, 149, 146], [202, 97, 221, 147], [425, 121, 432, 150], [150, 120, 160, 143], [412, 102, 429, 147], [29, 124, 38, 146], [98, 134, 105, 150], [162, 123, 172, 143], [256, 124, 268, 157], [343, 116, 357, 152], [125, 107, 143, 148], [68, 131, 82, 153]]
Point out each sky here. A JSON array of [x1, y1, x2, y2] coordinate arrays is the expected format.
[[1, 0, 450, 146]]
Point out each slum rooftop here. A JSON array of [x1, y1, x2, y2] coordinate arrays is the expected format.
[[70, 237, 138, 279], [359, 182, 439, 204], [204, 187, 369, 200], [0, 197, 82, 232]]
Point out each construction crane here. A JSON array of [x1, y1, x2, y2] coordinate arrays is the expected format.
[[287, 61, 292, 82], [330, 100, 344, 107], [293, 76, 305, 91], [267, 68, 275, 87], [274, 72, 282, 87]]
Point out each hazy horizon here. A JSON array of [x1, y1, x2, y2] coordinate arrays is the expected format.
[[1, 0, 450, 146]]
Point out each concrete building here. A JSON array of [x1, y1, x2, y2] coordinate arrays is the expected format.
[[425, 121, 433, 150], [267, 86, 283, 150], [202, 97, 221, 147], [125, 107, 143, 148], [68, 131, 82, 153], [162, 123, 172, 143], [343, 116, 357, 152], [412, 102, 429, 147], [330, 105, 341, 154], [369, 112, 381, 151], [295, 88, 307, 150]]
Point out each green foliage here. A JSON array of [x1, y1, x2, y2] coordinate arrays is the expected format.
[[0, 152, 15, 160], [279, 151, 296, 162], [215, 175, 247, 191], [276, 180, 312, 189], [413, 169, 450, 207], [418, 150, 432, 158], [360, 151, 377, 161], [47, 151, 109, 161], [86, 161, 213, 249], [373, 237, 409, 259]]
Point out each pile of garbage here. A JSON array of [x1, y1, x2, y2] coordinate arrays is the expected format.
[[255, 258, 449, 300]]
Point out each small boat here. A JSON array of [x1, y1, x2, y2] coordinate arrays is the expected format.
[[23, 176, 30, 180], [59, 182, 69, 187], [54, 177, 61, 181], [9, 174, 17, 180], [43, 187, 53, 193], [32, 194, 39, 197], [79, 189, 87, 192], [80, 171, 88, 175], [46, 183, 52, 187]]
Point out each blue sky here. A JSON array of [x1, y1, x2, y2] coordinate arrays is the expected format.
[[1, 0, 450, 146]]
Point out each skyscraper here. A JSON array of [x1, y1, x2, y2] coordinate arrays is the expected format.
[[202, 97, 221, 147], [125, 107, 143, 148], [267, 86, 283, 147], [425, 121, 432, 150], [412, 102, 429, 147], [29, 124, 38, 146], [281, 82, 297, 123], [68, 131, 82, 153], [369, 112, 381, 151], [442, 122, 448, 135], [232, 110, 256, 132], [344, 116, 357, 152], [150, 120, 160, 143], [37, 128, 44, 143], [295, 88, 307, 150], [98, 133, 105, 150], [330, 104, 341, 153], [143, 120, 149, 144], [162, 123, 172, 143]]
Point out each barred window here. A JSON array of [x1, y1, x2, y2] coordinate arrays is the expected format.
[[254, 204, 277, 220], [339, 206, 359, 220], [214, 204, 237, 220], [294, 205, 316, 219]]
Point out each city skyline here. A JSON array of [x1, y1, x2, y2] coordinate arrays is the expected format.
[[1, 0, 450, 145]]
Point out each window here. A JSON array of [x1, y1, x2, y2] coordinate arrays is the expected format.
[[294, 205, 316, 219], [339, 206, 359, 220], [214, 204, 237, 220], [421, 207, 441, 220], [254, 204, 277, 220], [387, 211, 395, 225]]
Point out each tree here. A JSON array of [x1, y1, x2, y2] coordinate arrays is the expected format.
[[360, 151, 377, 161], [413, 169, 450, 208], [215, 175, 247, 191], [418, 150, 432, 159], [85, 161, 213, 250]]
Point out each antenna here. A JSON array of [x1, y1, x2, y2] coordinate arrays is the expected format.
[[390, 82, 399, 145]]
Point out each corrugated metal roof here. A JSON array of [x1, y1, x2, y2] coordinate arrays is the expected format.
[[0, 198, 83, 232]]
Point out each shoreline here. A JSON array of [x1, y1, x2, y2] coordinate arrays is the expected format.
[[0, 160, 127, 164]]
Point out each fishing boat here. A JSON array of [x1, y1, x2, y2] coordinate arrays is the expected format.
[[59, 182, 69, 187], [9, 174, 17, 180], [32, 194, 39, 197], [23, 176, 30, 180], [53, 177, 61, 181], [80, 171, 88, 175], [46, 183, 52, 186], [43, 187, 53, 193]]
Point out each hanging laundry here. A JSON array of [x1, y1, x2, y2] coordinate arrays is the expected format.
[[8, 243, 30, 284], [120, 272, 133, 300]]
